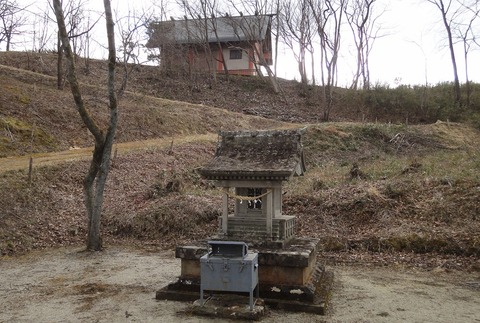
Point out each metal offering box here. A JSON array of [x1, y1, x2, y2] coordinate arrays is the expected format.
[[200, 241, 259, 310]]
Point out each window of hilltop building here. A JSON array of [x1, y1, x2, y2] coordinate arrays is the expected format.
[[230, 49, 242, 60]]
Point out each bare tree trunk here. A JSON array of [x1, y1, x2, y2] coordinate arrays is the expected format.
[[274, 0, 280, 77], [443, 14, 461, 106], [227, 0, 280, 93], [457, 4, 478, 109], [464, 42, 470, 108], [258, 51, 280, 93], [428, 0, 461, 106], [345, 0, 379, 90], [216, 41, 229, 79], [57, 32, 64, 90], [211, 20, 229, 79], [6, 32, 11, 50], [299, 42, 307, 84], [53, 0, 119, 251], [309, 0, 345, 121], [310, 47, 317, 86], [279, 0, 314, 85]]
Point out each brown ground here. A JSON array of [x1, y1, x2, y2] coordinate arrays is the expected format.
[[1, 246, 479, 322]]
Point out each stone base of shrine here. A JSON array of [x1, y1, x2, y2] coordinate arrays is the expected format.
[[156, 237, 333, 314]]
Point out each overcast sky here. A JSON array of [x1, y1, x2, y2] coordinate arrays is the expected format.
[[275, 0, 480, 87], [8, 0, 480, 87], [365, 0, 480, 87]]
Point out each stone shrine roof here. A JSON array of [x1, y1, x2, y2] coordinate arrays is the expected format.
[[198, 128, 306, 181]]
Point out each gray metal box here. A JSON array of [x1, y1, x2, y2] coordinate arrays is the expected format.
[[200, 241, 259, 310]]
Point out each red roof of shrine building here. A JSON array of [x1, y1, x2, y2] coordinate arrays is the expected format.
[[198, 128, 306, 181]]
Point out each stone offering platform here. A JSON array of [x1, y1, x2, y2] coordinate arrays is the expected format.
[[156, 237, 333, 314]]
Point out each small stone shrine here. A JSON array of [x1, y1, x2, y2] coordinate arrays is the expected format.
[[156, 128, 332, 314], [199, 128, 306, 247]]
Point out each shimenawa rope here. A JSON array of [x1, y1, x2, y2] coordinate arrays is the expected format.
[[222, 188, 272, 201]]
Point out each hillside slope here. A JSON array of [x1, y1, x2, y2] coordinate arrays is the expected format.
[[0, 52, 479, 272], [0, 51, 440, 126], [1, 120, 479, 272], [0, 63, 292, 157]]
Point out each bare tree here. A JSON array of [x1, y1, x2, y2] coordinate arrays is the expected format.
[[65, 0, 86, 57], [146, 16, 194, 75], [145, 0, 170, 66], [453, 0, 479, 107], [52, 0, 100, 89], [206, 0, 231, 80], [410, 38, 430, 112], [116, 7, 153, 92], [0, 0, 27, 51], [426, 0, 462, 106], [53, 0, 122, 251], [79, 13, 92, 73], [32, 4, 54, 52], [279, 0, 315, 84], [345, 0, 382, 90], [177, 0, 215, 76], [53, 0, 84, 89], [228, 0, 281, 93], [178, 0, 231, 80], [309, 0, 346, 121], [273, 0, 280, 77]]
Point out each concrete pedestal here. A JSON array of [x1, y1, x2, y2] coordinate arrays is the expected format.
[[156, 237, 333, 314]]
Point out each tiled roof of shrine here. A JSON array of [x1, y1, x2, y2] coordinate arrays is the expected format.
[[198, 128, 306, 181]]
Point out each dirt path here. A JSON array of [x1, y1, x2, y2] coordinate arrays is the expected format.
[[0, 133, 216, 173], [1, 246, 479, 323]]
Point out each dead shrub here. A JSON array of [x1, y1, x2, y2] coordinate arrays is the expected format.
[[312, 178, 327, 191], [320, 236, 346, 252], [108, 195, 220, 239], [384, 182, 408, 200], [349, 162, 369, 180], [401, 161, 422, 174]]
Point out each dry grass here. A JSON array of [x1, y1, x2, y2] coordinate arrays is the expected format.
[[0, 61, 293, 158], [282, 122, 480, 269]]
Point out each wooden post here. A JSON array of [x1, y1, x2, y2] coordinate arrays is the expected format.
[[222, 187, 229, 234], [273, 187, 282, 217], [266, 188, 273, 238], [28, 157, 33, 185], [110, 147, 118, 168], [168, 139, 174, 155]]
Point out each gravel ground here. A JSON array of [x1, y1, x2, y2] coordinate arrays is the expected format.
[[1, 246, 479, 323]]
